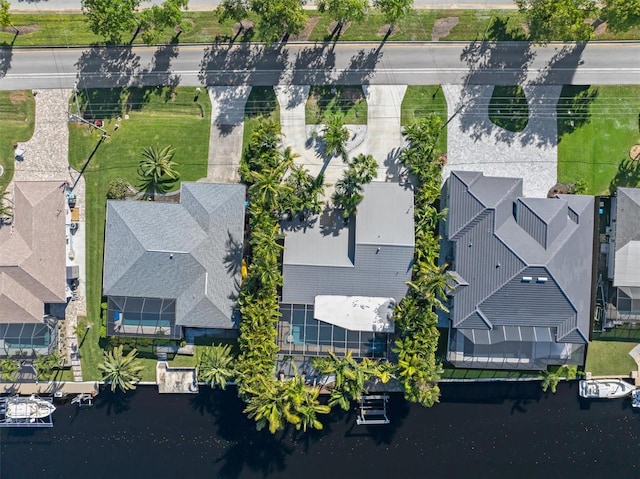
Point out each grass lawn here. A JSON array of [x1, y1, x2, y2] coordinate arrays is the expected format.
[[242, 86, 280, 151], [71, 86, 211, 381], [557, 85, 640, 195], [585, 340, 639, 376], [488, 85, 529, 132], [0, 91, 35, 190], [3, 9, 640, 46], [400, 85, 448, 153], [306, 86, 367, 125]]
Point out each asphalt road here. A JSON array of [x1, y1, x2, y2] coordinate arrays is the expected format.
[[7, 0, 518, 12], [0, 42, 637, 90]]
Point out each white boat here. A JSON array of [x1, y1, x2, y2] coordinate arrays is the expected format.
[[631, 390, 640, 408], [5, 395, 56, 421], [579, 379, 636, 399]]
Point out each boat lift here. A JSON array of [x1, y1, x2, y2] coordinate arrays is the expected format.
[[356, 394, 390, 425], [71, 393, 94, 408], [0, 396, 55, 428]]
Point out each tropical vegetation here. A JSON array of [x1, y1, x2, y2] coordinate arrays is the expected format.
[[98, 345, 144, 393], [0, 356, 20, 381], [236, 118, 329, 433], [541, 365, 579, 393], [33, 351, 65, 381], [0, 187, 12, 222], [332, 153, 378, 219], [197, 344, 236, 390], [392, 115, 448, 407], [322, 113, 350, 161], [138, 144, 180, 199]]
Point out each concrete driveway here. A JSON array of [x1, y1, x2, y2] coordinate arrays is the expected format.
[[442, 84, 562, 198], [203, 86, 251, 183], [275, 84, 408, 192]]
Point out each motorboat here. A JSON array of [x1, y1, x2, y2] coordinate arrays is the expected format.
[[579, 379, 636, 399], [4, 395, 56, 421], [631, 389, 640, 408]]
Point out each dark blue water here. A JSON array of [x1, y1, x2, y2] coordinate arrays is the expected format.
[[2, 382, 639, 479]]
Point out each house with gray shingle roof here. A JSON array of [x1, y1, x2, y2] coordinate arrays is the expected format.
[[610, 187, 640, 320], [278, 181, 414, 358], [102, 182, 246, 340], [0, 182, 67, 357], [443, 171, 595, 370]]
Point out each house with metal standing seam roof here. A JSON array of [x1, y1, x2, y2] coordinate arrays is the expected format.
[[0, 182, 67, 357], [443, 171, 595, 370], [278, 181, 414, 359], [102, 182, 246, 341], [608, 187, 640, 322]]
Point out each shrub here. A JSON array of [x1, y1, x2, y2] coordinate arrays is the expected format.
[[106, 177, 130, 200]]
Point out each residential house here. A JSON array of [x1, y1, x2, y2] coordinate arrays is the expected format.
[[0, 182, 67, 357], [443, 171, 595, 370], [278, 181, 414, 358], [608, 187, 640, 321], [102, 182, 246, 341]]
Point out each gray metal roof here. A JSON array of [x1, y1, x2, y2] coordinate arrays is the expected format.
[[445, 171, 594, 356], [614, 187, 640, 288], [103, 182, 246, 329], [282, 181, 414, 304]]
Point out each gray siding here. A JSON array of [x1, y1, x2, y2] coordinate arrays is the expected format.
[[568, 206, 579, 224], [448, 173, 484, 238], [452, 212, 526, 326], [516, 199, 548, 248], [456, 311, 491, 330], [282, 244, 412, 304], [480, 266, 576, 329]]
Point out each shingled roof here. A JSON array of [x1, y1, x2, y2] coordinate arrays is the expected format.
[[446, 171, 594, 346], [0, 182, 67, 323], [103, 182, 246, 329], [281, 181, 414, 304]]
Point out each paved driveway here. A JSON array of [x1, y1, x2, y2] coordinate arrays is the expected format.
[[442, 84, 562, 198]]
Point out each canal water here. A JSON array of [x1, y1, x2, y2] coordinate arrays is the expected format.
[[1, 381, 639, 479]]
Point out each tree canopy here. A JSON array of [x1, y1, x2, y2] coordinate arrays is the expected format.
[[81, 0, 143, 44], [600, 0, 640, 33], [318, 0, 369, 28], [250, 0, 305, 43], [373, 0, 413, 30], [515, 0, 596, 42]]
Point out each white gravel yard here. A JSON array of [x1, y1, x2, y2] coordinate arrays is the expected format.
[[442, 84, 562, 198]]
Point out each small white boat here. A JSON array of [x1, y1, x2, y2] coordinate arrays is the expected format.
[[5, 395, 56, 421], [579, 379, 636, 399]]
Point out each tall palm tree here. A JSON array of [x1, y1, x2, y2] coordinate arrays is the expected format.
[[138, 145, 180, 199], [322, 112, 350, 161], [98, 345, 144, 393], [248, 162, 292, 211], [197, 344, 236, 390]]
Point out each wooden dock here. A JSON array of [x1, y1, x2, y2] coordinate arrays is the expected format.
[[0, 381, 99, 397]]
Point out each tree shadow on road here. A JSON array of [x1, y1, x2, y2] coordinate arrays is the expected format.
[[0, 46, 12, 79], [199, 43, 290, 87], [137, 43, 181, 90]]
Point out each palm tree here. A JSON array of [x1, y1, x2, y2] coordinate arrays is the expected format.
[[322, 113, 350, 161], [138, 145, 180, 199], [98, 345, 144, 393], [349, 153, 378, 184], [33, 351, 64, 381], [248, 162, 292, 212], [0, 356, 20, 381], [197, 344, 236, 390], [0, 187, 13, 223]]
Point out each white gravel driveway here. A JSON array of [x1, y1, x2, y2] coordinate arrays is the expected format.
[[442, 84, 562, 198]]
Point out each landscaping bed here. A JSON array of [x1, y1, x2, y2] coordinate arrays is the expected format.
[[306, 86, 367, 125], [400, 85, 448, 153]]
